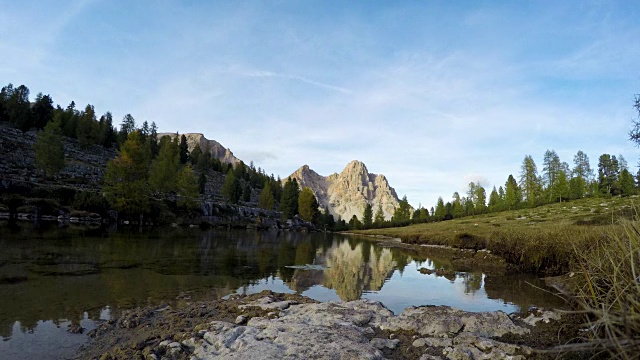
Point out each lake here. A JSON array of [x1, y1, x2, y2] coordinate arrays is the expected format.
[[0, 223, 565, 359]]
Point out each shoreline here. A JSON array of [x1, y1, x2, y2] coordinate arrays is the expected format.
[[77, 291, 581, 360]]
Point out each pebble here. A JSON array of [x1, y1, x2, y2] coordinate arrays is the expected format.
[[235, 315, 248, 325]]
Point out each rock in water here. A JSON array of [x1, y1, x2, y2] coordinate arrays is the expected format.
[[286, 160, 403, 221]]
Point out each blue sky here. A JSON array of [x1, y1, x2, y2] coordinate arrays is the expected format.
[[2, 1, 639, 208]]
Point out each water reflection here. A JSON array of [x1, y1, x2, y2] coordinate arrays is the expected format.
[[0, 224, 566, 359]]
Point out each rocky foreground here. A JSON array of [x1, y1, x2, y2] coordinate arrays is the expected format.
[[79, 291, 579, 360]]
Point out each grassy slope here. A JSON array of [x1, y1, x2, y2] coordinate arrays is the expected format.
[[356, 196, 637, 274]]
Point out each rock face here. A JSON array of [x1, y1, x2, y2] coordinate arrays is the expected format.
[[184, 297, 533, 360], [158, 132, 240, 165], [286, 160, 401, 221]]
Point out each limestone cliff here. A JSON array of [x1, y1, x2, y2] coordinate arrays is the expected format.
[[286, 160, 401, 221], [158, 132, 240, 165]]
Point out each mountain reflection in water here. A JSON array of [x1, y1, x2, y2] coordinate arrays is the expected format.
[[0, 224, 565, 352]]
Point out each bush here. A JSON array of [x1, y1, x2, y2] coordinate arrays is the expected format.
[[73, 191, 109, 215]]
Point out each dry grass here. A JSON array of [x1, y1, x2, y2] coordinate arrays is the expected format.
[[567, 218, 640, 359]]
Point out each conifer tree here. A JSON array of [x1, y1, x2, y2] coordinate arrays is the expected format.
[[222, 169, 241, 204], [280, 178, 300, 219], [298, 187, 320, 223], [520, 155, 541, 206], [374, 203, 385, 225], [362, 203, 373, 228], [149, 137, 180, 195], [259, 183, 275, 210], [179, 134, 189, 164], [34, 117, 65, 176], [176, 164, 200, 209], [103, 131, 150, 216]]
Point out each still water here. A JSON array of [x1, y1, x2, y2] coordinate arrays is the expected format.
[[0, 224, 565, 359]]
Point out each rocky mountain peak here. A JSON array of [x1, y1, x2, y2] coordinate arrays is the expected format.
[[286, 161, 401, 221]]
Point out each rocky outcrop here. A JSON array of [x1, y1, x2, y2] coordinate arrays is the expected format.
[[158, 132, 240, 165], [286, 160, 402, 221], [184, 297, 533, 359]]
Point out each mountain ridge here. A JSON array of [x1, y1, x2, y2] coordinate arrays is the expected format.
[[286, 160, 401, 221]]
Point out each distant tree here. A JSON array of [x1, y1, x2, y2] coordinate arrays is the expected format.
[[520, 155, 541, 206], [362, 203, 373, 228], [34, 117, 65, 176], [488, 186, 501, 212], [149, 137, 180, 195], [320, 209, 336, 231], [259, 183, 275, 210], [222, 169, 241, 204], [179, 134, 189, 164], [62, 102, 79, 138], [392, 195, 411, 223], [140, 121, 150, 143], [542, 149, 562, 201], [572, 150, 593, 181], [569, 176, 586, 200], [148, 122, 159, 158], [474, 185, 487, 213], [598, 154, 620, 196], [98, 112, 116, 147], [5, 84, 33, 131], [298, 187, 320, 223], [619, 168, 635, 196], [451, 192, 464, 218], [189, 143, 202, 165], [374, 203, 385, 225], [77, 104, 97, 147], [118, 114, 136, 146], [629, 93, 640, 146], [348, 214, 362, 230], [242, 183, 252, 202], [103, 131, 150, 217], [504, 175, 521, 210], [556, 169, 570, 202], [280, 178, 300, 219], [32, 92, 54, 129], [434, 197, 446, 221], [176, 164, 200, 209]]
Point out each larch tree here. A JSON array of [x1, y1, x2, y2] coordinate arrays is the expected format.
[[34, 117, 65, 176], [519, 155, 541, 206], [149, 136, 180, 195], [103, 131, 150, 217], [259, 183, 275, 210], [280, 178, 300, 219], [176, 164, 200, 209], [298, 187, 320, 223]]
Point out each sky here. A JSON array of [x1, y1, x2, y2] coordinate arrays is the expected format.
[[2, 1, 640, 208]]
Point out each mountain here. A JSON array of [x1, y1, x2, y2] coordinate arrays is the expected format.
[[286, 160, 401, 221], [157, 132, 240, 165]]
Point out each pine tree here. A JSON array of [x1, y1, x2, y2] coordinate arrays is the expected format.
[[179, 134, 189, 164], [362, 203, 373, 228], [242, 183, 252, 202], [434, 197, 446, 221], [619, 168, 635, 196], [280, 178, 300, 219], [176, 164, 200, 209], [488, 186, 501, 212], [34, 117, 65, 176], [504, 175, 521, 209]]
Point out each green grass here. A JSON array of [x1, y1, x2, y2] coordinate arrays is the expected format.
[[356, 196, 638, 274]]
